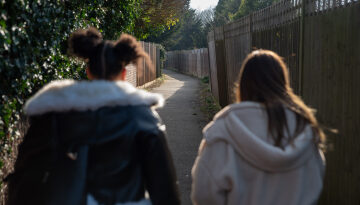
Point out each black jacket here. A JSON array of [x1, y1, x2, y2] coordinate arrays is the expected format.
[[6, 80, 180, 205]]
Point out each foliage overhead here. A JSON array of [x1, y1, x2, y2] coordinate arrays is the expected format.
[[135, 0, 189, 39], [146, 7, 215, 51], [214, 0, 278, 26]]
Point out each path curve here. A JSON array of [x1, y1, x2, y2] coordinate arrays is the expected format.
[[151, 69, 206, 205]]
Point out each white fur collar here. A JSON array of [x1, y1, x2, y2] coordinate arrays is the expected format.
[[24, 79, 164, 116]]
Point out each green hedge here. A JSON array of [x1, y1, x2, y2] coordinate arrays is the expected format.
[[0, 0, 142, 191]]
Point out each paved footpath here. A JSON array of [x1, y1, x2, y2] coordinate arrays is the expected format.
[[151, 69, 207, 205]]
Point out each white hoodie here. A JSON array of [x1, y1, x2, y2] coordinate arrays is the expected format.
[[191, 102, 325, 205]]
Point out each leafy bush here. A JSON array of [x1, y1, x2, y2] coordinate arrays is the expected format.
[[201, 76, 209, 84], [157, 44, 167, 71], [0, 0, 142, 196]]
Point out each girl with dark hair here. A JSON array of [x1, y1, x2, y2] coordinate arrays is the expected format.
[[6, 27, 180, 205], [191, 50, 326, 205]]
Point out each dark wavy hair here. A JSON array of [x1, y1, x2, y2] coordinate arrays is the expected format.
[[67, 27, 151, 79], [237, 49, 326, 149]]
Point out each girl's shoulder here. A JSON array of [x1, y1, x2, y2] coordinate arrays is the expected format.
[[213, 101, 264, 120], [202, 102, 263, 146]]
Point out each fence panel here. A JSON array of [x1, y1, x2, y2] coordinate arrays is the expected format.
[[208, 31, 220, 102], [150, 42, 156, 82], [223, 16, 251, 103], [125, 64, 137, 86], [134, 42, 161, 87], [145, 42, 150, 84], [251, 0, 302, 94], [165, 49, 211, 79], [200, 48, 210, 78], [156, 47, 161, 77], [212, 26, 229, 107], [302, 3, 360, 204], [136, 42, 145, 87]]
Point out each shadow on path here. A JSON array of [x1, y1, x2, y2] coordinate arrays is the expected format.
[[151, 69, 207, 205]]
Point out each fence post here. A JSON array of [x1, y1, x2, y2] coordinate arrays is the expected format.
[[249, 13, 253, 50], [156, 45, 161, 77], [214, 26, 229, 107], [298, 0, 306, 96]]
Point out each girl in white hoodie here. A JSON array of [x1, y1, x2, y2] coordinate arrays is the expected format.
[[191, 50, 326, 205]]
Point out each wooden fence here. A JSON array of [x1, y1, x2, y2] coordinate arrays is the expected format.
[[208, 0, 360, 204], [165, 48, 210, 78], [125, 42, 162, 87]]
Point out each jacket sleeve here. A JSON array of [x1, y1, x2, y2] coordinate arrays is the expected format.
[[191, 140, 227, 205], [142, 127, 181, 205], [7, 114, 88, 205]]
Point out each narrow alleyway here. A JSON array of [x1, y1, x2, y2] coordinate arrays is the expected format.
[[151, 69, 207, 205]]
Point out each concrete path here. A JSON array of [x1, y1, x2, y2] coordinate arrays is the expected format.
[[151, 69, 207, 205]]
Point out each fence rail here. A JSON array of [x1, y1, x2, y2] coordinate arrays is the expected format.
[[208, 0, 360, 204]]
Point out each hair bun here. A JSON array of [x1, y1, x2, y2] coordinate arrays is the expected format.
[[114, 34, 140, 65], [68, 27, 103, 59]]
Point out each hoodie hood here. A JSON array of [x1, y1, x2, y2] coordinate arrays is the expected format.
[[203, 102, 316, 172], [24, 79, 164, 116]]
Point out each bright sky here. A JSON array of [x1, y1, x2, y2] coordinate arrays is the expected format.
[[190, 0, 219, 11]]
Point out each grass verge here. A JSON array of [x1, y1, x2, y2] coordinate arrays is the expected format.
[[199, 77, 221, 121]]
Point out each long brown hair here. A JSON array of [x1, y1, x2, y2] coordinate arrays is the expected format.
[[237, 49, 325, 149]]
